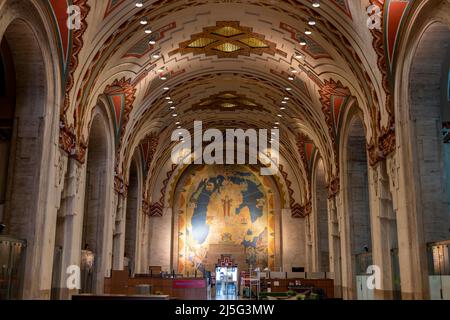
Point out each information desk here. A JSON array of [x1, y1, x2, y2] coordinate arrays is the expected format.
[[104, 272, 208, 300]]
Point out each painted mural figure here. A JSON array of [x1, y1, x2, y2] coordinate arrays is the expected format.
[[221, 196, 232, 217]]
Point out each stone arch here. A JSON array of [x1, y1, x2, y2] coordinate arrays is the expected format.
[[311, 157, 330, 273], [408, 22, 450, 243], [340, 111, 372, 299], [390, 0, 450, 298], [0, 3, 62, 298], [124, 157, 140, 276], [81, 105, 115, 294]]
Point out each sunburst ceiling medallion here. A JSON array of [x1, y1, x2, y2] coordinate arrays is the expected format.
[[170, 21, 286, 58]]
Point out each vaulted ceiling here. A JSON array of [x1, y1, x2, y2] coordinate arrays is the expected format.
[[51, 0, 415, 216]]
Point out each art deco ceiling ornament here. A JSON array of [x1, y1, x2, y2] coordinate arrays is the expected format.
[[170, 21, 286, 58], [187, 91, 261, 111]]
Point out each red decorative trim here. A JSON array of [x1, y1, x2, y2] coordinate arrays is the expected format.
[[104, 77, 137, 172], [296, 133, 313, 213], [367, 0, 397, 166], [318, 79, 351, 191], [63, 0, 90, 113], [59, 0, 90, 156]]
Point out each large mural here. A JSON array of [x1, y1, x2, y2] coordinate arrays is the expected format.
[[176, 165, 276, 275]]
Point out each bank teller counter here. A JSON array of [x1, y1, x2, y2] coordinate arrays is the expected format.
[[104, 270, 209, 300]]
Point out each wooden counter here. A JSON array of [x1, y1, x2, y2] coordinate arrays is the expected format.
[[104, 271, 208, 300]]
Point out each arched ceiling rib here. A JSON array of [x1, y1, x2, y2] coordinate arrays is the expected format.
[[55, 0, 403, 216]]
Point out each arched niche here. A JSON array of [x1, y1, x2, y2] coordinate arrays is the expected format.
[[171, 164, 283, 276], [408, 22, 450, 243], [312, 157, 330, 272], [0, 17, 53, 299], [341, 113, 372, 299], [81, 110, 114, 294], [124, 159, 140, 276]]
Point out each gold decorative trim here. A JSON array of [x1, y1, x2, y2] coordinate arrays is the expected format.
[[170, 21, 286, 59]]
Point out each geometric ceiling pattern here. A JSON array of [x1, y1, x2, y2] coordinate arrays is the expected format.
[[188, 91, 261, 111], [280, 23, 331, 60], [124, 23, 176, 58], [170, 21, 287, 59]]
